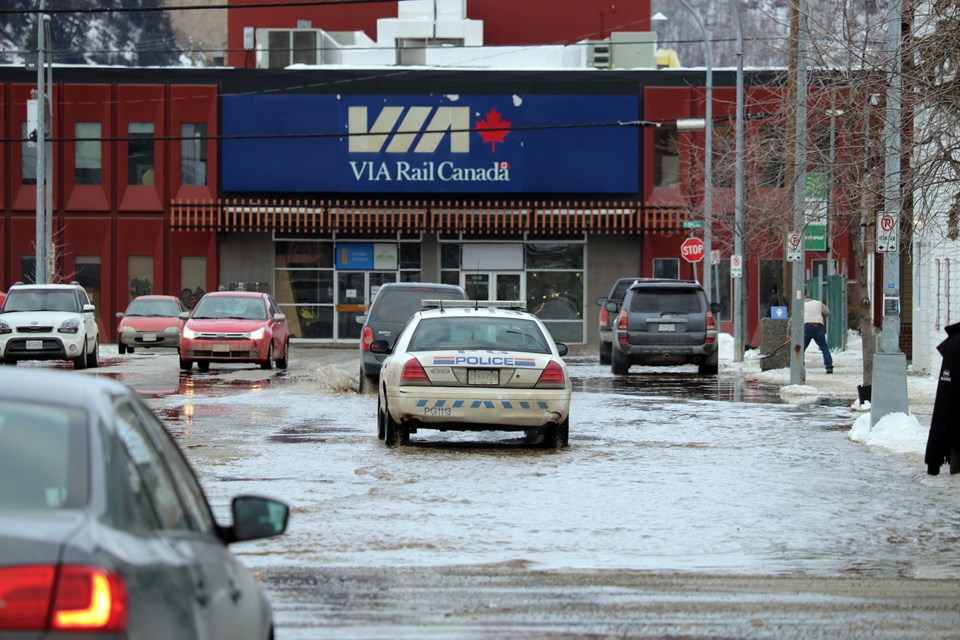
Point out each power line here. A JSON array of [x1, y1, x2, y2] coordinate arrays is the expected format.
[[0, 0, 398, 16]]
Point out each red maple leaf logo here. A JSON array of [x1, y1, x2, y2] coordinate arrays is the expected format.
[[476, 108, 511, 152]]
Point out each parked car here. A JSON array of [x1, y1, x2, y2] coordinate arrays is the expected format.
[[0, 368, 288, 639], [596, 276, 641, 364], [179, 291, 290, 372], [607, 279, 720, 375], [0, 290, 6, 308], [372, 299, 571, 448], [356, 282, 467, 393], [0, 282, 99, 369], [116, 294, 187, 354]]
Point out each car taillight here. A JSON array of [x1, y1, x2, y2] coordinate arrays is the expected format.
[[598, 305, 609, 328], [617, 310, 628, 330], [705, 311, 716, 344], [400, 358, 431, 385], [361, 326, 374, 352], [0, 565, 127, 632], [536, 360, 566, 388]]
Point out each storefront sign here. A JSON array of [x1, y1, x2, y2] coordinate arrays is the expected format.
[[221, 94, 639, 194]]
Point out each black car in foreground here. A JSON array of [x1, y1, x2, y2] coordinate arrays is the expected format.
[[0, 369, 289, 639]]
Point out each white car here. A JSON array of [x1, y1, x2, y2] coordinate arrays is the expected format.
[[0, 282, 100, 369], [372, 300, 571, 448]]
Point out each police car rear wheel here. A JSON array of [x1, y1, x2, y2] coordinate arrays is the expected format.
[[377, 399, 386, 440]]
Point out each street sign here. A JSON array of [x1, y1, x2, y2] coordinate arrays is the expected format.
[[804, 224, 827, 252], [682, 220, 703, 229], [786, 230, 802, 262], [711, 249, 721, 263], [731, 254, 742, 278], [876, 212, 898, 253], [680, 237, 705, 263]]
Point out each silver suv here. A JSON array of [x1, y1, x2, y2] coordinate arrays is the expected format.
[[356, 282, 466, 393], [0, 282, 100, 369], [596, 276, 641, 365], [607, 279, 719, 375]]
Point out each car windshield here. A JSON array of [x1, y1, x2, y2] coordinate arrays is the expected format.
[[126, 299, 181, 317], [0, 400, 88, 510], [611, 279, 638, 300], [192, 296, 266, 320], [409, 317, 551, 354], [1, 289, 79, 313], [369, 289, 464, 323], [630, 289, 702, 314]]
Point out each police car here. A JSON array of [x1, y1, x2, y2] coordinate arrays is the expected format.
[[372, 300, 571, 448]]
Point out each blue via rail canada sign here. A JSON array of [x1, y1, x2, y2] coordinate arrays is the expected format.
[[221, 94, 639, 194]]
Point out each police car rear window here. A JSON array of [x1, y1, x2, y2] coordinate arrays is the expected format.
[[409, 317, 550, 354]]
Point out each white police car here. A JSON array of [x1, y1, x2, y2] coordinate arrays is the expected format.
[[372, 300, 571, 448]]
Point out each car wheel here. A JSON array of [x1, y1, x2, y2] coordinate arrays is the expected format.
[[275, 341, 289, 370], [198, 361, 210, 372], [384, 403, 405, 447], [118, 343, 127, 355], [559, 417, 569, 448], [377, 397, 386, 440], [73, 340, 88, 370], [260, 344, 274, 370], [599, 342, 611, 365], [358, 371, 377, 394], [610, 345, 631, 375], [128, 347, 135, 354], [179, 355, 192, 371], [543, 423, 562, 450], [86, 340, 99, 368], [698, 354, 719, 375], [2, 359, 17, 366]]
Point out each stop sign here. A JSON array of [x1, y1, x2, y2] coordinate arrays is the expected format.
[[680, 237, 705, 263]]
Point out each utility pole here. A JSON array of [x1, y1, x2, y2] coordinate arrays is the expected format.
[[732, 0, 745, 362], [34, 0, 48, 285], [789, 0, 809, 386], [871, 0, 908, 426]]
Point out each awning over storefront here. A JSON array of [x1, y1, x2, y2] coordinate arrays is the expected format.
[[171, 199, 690, 235]]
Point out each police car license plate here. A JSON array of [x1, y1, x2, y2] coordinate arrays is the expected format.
[[468, 369, 498, 385], [212, 343, 230, 353], [659, 324, 675, 332], [26, 339, 42, 350]]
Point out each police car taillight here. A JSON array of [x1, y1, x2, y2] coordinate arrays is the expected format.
[[400, 358, 431, 385], [361, 326, 374, 352], [535, 361, 566, 388]]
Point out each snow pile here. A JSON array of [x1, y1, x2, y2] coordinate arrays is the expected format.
[[848, 412, 929, 455]]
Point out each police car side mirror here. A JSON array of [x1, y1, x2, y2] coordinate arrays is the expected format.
[[369, 339, 391, 355], [555, 342, 568, 357]]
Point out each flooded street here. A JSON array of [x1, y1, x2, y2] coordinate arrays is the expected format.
[[99, 346, 960, 637]]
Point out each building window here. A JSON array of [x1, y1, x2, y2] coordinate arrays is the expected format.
[[180, 256, 207, 309], [128, 122, 155, 186], [653, 257, 679, 279], [74, 256, 101, 317], [127, 256, 154, 302], [181, 123, 207, 186], [526, 243, 583, 343], [20, 256, 36, 284], [712, 125, 734, 188], [21, 122, 37, 185], [758, 126, 785, 188], [654, 128, 680, 188], [75, 123, 102, 185]]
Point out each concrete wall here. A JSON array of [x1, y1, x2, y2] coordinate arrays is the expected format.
[[218, 233, 275, 293], [585, 236, 644, 348]]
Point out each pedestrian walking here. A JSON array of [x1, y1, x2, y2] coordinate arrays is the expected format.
[[925, 322, 960, 475], [802, 292, 833, 373]]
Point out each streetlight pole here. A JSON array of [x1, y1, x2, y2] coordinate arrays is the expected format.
[[732, 0, 745, 362], [677, 0, 713, 304], [34, 0, 48, 285], [789, 0, 809, 386]]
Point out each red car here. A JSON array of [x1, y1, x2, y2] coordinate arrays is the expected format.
[[116, 294, 187, 354], [179, 291, 290, 372]]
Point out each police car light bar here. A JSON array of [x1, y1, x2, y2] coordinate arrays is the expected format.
[[422, 299, 527, 311]]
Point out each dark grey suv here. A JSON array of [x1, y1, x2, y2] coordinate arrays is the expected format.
[[357, 282, 466, 392], [607, 279, 720, 375]]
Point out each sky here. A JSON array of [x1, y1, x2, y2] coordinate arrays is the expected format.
[[717, 331, 939, 461]]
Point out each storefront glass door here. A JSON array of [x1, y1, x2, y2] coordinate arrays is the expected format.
[[462, 272, 522, 302]]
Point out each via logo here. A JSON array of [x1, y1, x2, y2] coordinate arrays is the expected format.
[[348, 106, 471, 154]]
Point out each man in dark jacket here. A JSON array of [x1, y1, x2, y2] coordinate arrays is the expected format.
[[925, 322, 960, 475]]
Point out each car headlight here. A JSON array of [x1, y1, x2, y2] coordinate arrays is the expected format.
[[120, 326, 135, 332], [58, 317, 81, 334], [164, 326, 180, 334], [246, 328, 265, 340], [181, 326, 197, 340], [0, 321, 11, 335]]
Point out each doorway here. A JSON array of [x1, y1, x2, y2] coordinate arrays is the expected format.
[[462, 272, 523, 302]]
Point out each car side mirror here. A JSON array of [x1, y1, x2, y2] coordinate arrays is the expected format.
[[115, 312, 124, 319], [555, 342, 568, 357], [595, 297, 606, 306], [272, 312, 286, 322], [230, 495, 289, 543], [179, 311, 190, 320], [82, 304, 95, 313], [604, 300, 620, 313], [710, 302, 721, 315], [369, 339, 391, 355], [355, 315, 367, 325]]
